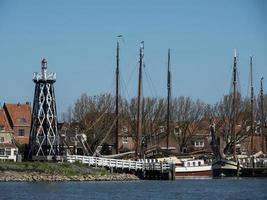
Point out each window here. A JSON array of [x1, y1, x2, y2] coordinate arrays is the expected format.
[[6, 148, 11, 156], [122, 136, 128, 144], [122, 126, 128, 133], [194, 140, 204, 148], [14, 150, 18, 156], [159, 126, 165, 133], [18, 129, 25, 136], [0, 149, 4, 156], [19, 118, 27, 124], [0, 137, 4, 143], [0, 124, 3, 131], [174, 127, 181, 136]]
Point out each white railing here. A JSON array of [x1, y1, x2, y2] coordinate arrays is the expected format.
[[66, 155, 171, 171]]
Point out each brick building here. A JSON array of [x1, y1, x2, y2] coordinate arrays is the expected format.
[[3, 102, 32, 145], [0, 108, 18, 161]]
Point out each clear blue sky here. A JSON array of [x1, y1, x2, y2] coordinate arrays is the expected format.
[[0, 0, 266, 116]]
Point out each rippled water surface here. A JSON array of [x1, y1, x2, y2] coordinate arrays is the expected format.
[[0, 178, 267, 200]]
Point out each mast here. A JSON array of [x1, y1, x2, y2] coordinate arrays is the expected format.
[[136, 41, 144, 158], [250, 56, 254, 154], [260, 77, 265, 153], [166, 48, 171, 150], [232, 49, 237, 161], [115, 41, 120, 154]]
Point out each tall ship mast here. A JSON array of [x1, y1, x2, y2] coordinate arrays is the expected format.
[[249, 56, 254, 155], [115, 40, 120, 154], [136, 41, 144, 159], [166, 48, 171, 151], [212, 49, 241, 177], [260, 77, 265, 153], [232, 49, 237, 161]]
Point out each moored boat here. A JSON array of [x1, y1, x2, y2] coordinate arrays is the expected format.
[[212, 158, 240, 177], [175, 159, 212, 177]]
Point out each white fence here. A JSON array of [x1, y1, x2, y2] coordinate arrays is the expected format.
[[66, 155, 171, 171]]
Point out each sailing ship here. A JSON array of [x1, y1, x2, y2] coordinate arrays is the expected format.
[[211, 50, 241, 177], [240, 58, 267, 177], [163, 49, 212, 177]]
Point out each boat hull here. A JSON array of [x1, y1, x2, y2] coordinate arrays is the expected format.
[[212, 159, 240, 177], [175, 166, 212, 177]]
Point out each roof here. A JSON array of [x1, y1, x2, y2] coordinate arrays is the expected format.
[[4, 103, 31, 127], [0, 109, 12, 131], [0, 143, 17, 148]]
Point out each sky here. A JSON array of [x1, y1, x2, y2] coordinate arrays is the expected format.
[[0, 0, 266, 117]]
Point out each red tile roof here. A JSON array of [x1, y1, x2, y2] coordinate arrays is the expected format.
[[4, 103, 31, 127], [0, 109, 12, 131]]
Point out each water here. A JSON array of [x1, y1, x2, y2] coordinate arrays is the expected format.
[[0, 178, 266, 200]]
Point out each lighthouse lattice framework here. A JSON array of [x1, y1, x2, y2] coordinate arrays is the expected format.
[[28, 59, 60, 160]]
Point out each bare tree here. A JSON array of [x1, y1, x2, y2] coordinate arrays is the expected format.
[[212, 94, 251, 156], [172, 96, 206, 153]]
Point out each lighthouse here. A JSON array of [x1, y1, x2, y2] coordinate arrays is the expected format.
[[28, 59, 60, 160]]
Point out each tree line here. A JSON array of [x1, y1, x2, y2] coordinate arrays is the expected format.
[[61, 93, 267, 154]]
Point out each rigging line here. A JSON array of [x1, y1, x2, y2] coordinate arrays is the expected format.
[[237, 66, 242, 97], [147, 68, 158, 97], [109, 68, 117, 96], [83, 103, 112, 133], [143, 65, 158, 98], [124, 61, 139, 98], [120, 73, 131, 102], [93, 113, 120, 154]]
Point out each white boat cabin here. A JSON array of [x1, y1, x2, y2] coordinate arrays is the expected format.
[[181, 159, 206, 167]]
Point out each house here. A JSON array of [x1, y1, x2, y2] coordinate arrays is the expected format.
[[58, 122, 91, 156], [0, 143, 18, 162], [117, 122, 135, 153], [0, 109, 18, 161], [3, 102, 32, 145], [0, 109, 13, 143]]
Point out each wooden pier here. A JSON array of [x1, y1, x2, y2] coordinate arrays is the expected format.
[[66, 155, 175, 180]]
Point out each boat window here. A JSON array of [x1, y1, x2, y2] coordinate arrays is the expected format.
[[193, 162, 196, 166], [198, 161, 201, 166]]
